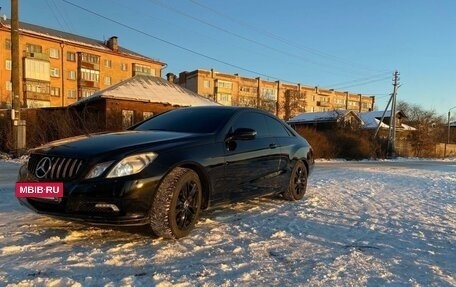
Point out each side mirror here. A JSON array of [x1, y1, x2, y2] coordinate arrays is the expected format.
[[226, 128, 257, 141]]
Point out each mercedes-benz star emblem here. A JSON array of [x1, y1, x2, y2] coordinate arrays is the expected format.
[[35, 157, 52, 179]]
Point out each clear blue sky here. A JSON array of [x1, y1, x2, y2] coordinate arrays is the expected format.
[[1, 0, 455, 118]]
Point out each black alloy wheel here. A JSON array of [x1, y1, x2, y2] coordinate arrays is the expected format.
[[283, 161, 308, 201], [175, 179, 200, 230], [150, 167, 202, 239]]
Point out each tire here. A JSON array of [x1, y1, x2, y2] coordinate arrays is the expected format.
[[150, 167, 202, 239], [283, 161, 308, 201]]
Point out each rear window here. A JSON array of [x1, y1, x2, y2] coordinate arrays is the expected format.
[[133, 107, 236, 133]]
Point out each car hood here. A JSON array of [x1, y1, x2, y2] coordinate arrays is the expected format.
[[31, 130, 212, 158]]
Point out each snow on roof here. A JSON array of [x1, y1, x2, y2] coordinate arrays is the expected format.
[[401, 123, 416, 131], [289, 110, 416, 131], [73, 75, 219, 107], [288, 110, 351, 123], [359, 110, 416, 130], [358, 111, 390, 129]]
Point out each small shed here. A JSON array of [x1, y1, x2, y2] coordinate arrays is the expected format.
[[71, 75, 219, 130]]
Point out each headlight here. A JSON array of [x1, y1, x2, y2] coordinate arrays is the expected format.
[[85, 161, 114, 179], [106, 152, 157, 178]]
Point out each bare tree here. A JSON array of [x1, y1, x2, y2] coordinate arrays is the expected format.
[[284, 89, 305, 121], [397, 101, 445, 157]]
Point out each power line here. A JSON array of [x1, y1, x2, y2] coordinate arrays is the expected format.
[[60, 0, 286, 81], [149, 0, 357, 76], [188, 0, 389, 75], [47, 0, 73, 33], [59, 0, 391, 95], [324, 72, 392, 89], [333, 76, 391, 90]]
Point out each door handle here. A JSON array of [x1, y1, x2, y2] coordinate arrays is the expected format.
[[269, 143, 278, 149]]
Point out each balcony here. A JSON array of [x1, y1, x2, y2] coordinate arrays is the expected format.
[[80, 62, 100, 70], [24, 92, 51, 102], [79, 79, 99, 88], [25, 52, 49, 61], [317, 101, 331, 107]]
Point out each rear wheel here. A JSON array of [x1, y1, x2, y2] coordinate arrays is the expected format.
[[150, 167, 202, 239], [283, 161, 308, 201]]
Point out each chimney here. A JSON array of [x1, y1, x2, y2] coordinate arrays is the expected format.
[[107, 36, 119, 52], [166, 73, 176, 83]]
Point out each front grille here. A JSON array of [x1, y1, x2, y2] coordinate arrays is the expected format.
[[28, 154, 84, 180]]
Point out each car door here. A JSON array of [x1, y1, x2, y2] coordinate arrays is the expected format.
[[263, 114, 297, 190], [222, 111, 281, 201]]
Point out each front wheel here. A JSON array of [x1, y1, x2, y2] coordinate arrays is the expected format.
[[283, 161, 308, 201], [150, 167, 202, 239]]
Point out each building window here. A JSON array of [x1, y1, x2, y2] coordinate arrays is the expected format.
[[319, 96, 330, 103], [50, 67, 60, 77], [122, 110, 134, 129], [216, 93, 232, 105], [67, 52, 76, 62], [5, 60, 12, 70], [260, 87, 277, 101], [49, 48, 60, 59], [143, 112, 154, 120], [25, 81, 50, 94], [240, 86, 256, 93], [104, 59, 112, 68], [133, 63, 154, 76], [104, 76, 112, 85], [203, 80, 210, 88], [26, 43, 42, 53], [120, 63, 128, 71], [81, 53, 100, 64], [50, 87, 60, 97], [80, 68, 99, 82], [5, 39, 11, 50], [336, 98, 346, 105], [68, 70, 76, 80], [239, 96, 256, 107], [81, 89, 94, 98], [216, 80, 232, 89], [348, 101, 359, 107], [67, 90, 77, 99], [5, 81, 12, 91]]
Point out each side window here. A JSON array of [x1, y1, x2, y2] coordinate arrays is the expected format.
[[231, 112, 269, 138], [264, 115, 291, 137]]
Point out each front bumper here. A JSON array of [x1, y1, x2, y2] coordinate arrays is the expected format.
[[17, 170, 162, 226]]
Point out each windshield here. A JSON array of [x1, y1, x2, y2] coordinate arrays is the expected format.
[[133, 107, 236, 133]]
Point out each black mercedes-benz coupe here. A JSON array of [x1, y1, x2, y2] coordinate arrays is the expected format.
[[17, 106, 314, 238]]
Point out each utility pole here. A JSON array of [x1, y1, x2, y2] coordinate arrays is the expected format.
[[387, 71, 400, 158], [11, 0, 20, 110], [11, 0, 26, 155]]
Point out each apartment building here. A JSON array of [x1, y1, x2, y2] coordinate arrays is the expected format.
[[176, 69, 375, 119], [0, 19, 165, 108]]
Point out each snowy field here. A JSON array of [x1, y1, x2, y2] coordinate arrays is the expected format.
[[0, 158, 455, 287]]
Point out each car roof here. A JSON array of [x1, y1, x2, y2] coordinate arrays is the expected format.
[[179, 105, 271, 115]]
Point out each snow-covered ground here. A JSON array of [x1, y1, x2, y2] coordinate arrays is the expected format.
[[0, 159, 455, 286]]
